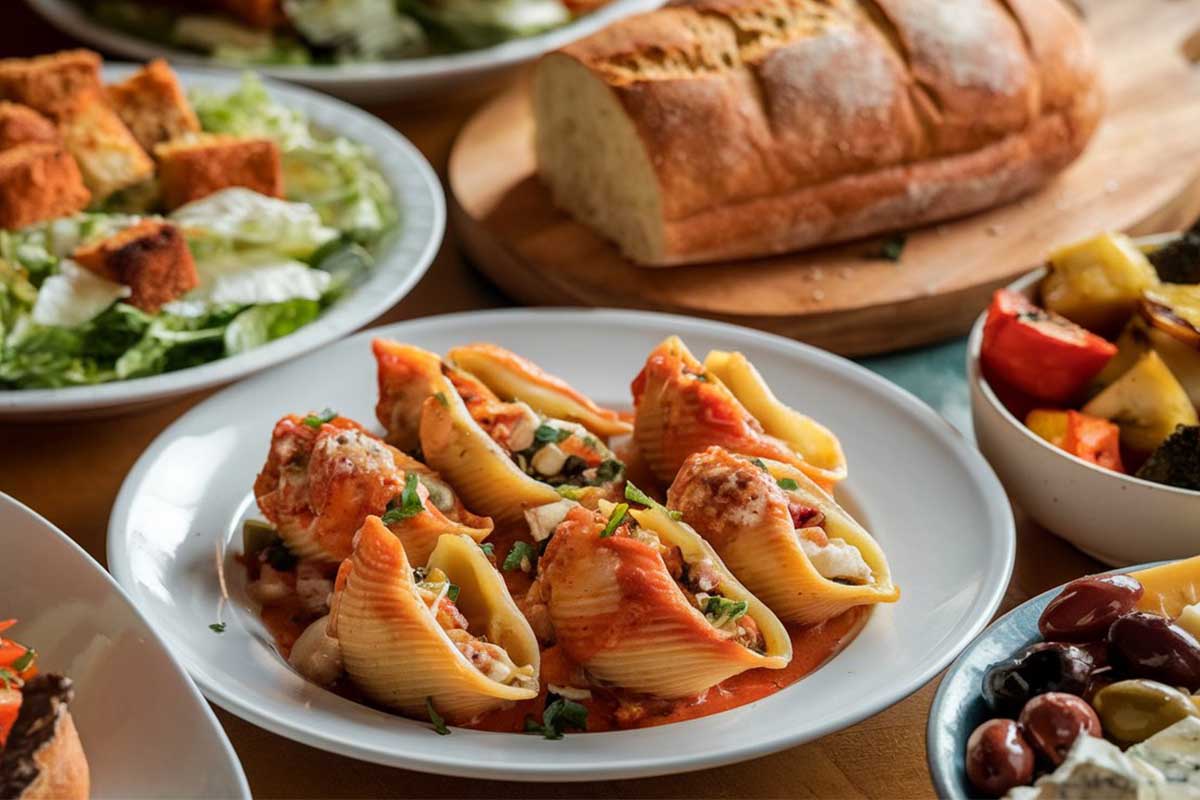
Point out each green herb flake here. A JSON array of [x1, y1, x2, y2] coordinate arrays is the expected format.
[[555, 485, 583, 501], [776, 477, 799, 491], [750, 458, 768, 472], [434, 391, 450, 408], [623, 481, 655, 508], [879, 233, 907, 262], [534, 423, 572, 445], [591, 459, 624, 485], [426, 697, 450, 736], [302, 408, 337, 428], [600, 503, 629, 538], [9, 648, 35, 673], [524, 694, 588, 740], [668, 510, 684, 521], [446, 584, 461, 603], [479, 543, 495, 557], [209, 622, 226, 634], [381, 473, 425, 525], [0, 667, 16, 689], [704, 596, 749, 624], [503, 541, 537, 573]]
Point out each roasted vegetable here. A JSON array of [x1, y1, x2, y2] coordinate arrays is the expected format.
[[1148, 224, 1200, 284], [1082, 351, 1198, 452], [1026, 409, 1124, 471], [1142, 283, 1200, 348], [981, 289, 1117, 404], [1135, 425, 1200, 490], [1097, 316, 1200, 408], [1042, 232, 1159, 333]]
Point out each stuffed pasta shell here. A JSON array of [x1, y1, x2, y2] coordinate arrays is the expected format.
[[631, 337, 837, 490], [531, 504, 790, 698], [447, 343, 632, 438], [253, 412, 492, 564], [667, 447, 898, 625], [330, 519, 540, 725]]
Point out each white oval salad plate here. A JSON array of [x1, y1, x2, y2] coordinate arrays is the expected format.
[[107, 309, 1015, 781], [0, 492, 250, 798], [0, 65, 442, 421], [27, 0, 665, 103]]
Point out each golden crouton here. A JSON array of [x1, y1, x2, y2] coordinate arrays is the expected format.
[[155, 133, 283, 209], [73, 219, 198, 312], [216, 0, 286, 29], [106, 59, 201, 153], [0, 50, 103, 121], [57, 91, 154, 201], [0, 143, 91, 230], [0, 102, 59, 150]]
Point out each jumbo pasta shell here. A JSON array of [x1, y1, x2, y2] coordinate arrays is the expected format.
[[448, 343, 632, 438], [330, 518, 538, 724], [668, 447, 898, 625], [631, 336, 817, 486], [539, 505, 789, 698], [703, 350, 847, 487], [372, 339, 451, 451], [419, 390, 561, 525]]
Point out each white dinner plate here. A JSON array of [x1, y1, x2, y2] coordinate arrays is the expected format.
[[26, 0, 666, 103], [108, 309, 1015, 781], [0, 65, 443, 421], [0, 493, 250, 798]]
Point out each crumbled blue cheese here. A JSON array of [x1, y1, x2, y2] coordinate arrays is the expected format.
[[1128, 717, 1200, 793], [1004, 735, 1165, 799]]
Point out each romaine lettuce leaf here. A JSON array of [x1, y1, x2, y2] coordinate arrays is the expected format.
[[31, 260, 132, 328], [414, 0, 570, 48], [283, 0, 428, 59], [223, 298, 321, 355], [170, 188, 337, 258]]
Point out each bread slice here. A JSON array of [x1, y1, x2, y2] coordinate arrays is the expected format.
[[0, 675, 89, 800], [534, 0, 1102, 266]]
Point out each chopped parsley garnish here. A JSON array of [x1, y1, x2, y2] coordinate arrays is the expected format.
[[592, 459, 624, 485], [534, 423, 572, 445], [503, 541, 537, 572], [624, 482, 684, 520], [209, 622, 226, 634], [433, 391, 449, 408], [302, 408, 337, 428], [600, 503, 628, 537], [479, 543, 495, 557], [426, 697, 450, 735], [523, 693, 588, 740], [776, 477, 799, 491], [10, 648, 35, 673], [704, 596, 749, 624], [0, 667, 16, 689], [878, 233, 907, 262], [381, 473, 425, 525], [750, 458, 768, 472], [446, 584, 461, 603]]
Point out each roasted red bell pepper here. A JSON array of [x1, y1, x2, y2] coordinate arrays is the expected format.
[[0, 619, 35, 749], [1026, 409, 1125, 472], [982, 289, 1117, 403]]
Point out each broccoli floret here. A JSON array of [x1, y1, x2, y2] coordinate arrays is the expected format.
[[1135, 425, 1200, 490], [1149, 218, 1200, 284]]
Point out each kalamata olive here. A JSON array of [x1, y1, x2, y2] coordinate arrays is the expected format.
[[1084, 665, 1118, 703], [1039, 574, 1144, 642], [966, 718, 1036, 797], [1073, 640, 1111, 670], [983, 642, 1094, 716], [1018, 692, 1102, 765], [1108, 612, 1200, 692], [1092, 679, 1200, 747]]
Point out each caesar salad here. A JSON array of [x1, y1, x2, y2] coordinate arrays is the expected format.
[[0, 50, 396, 389], [75, 0, 612, 66]]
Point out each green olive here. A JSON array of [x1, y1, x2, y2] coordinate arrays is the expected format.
[[1092, 679, 1199, 747]]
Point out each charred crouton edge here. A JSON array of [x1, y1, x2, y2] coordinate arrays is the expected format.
[[56, 91, 154, 201], [106, 59, 201, 153], [155, 133, 283, 210], [0, 50, 103, 122], [0, 102, 59, 151], [73, 219, 198, 312], [0, 143, 90, 230]]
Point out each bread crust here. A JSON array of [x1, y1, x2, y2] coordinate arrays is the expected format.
[[18, 710, 89, 800], [540, 0, 1102, 265]]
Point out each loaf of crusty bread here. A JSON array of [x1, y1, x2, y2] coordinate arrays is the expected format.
[[534, 0, 1102, 267]]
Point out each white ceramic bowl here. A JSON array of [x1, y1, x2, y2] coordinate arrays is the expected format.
[[26, 0, 666, 103], [108, 308, 1015, 781], [0, 492, 250, 798], [0, 65, 443, 421], [967, 269, 1199, 567]]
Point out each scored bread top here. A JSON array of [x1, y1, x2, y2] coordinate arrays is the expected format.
[[554, 0, 1099, 223]]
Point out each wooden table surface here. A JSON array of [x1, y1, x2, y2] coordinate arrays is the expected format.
[[0, 5, 1105, 797]]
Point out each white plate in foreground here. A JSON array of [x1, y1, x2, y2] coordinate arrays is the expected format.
[[0, 65, 443, 421], [107, 309, 1015, 781], [27, 0, 665, 103], [0, 493, 249, 798]]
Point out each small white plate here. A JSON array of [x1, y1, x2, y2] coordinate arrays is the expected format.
[[26, 0, 666, 103], [108, 309, 1015, 781], [0, 493, 250, 799], [0, 65, 443, 421]]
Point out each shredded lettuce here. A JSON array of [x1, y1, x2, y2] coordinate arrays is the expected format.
[[412, 0, 570, 49], [223, 299, 321, 355], [283, 0, 427, 60], [171, 188, 337, 259]]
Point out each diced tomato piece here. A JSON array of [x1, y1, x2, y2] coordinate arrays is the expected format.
[[0, 687, 20, 748], [981, 289, 1117, 404], [1026, 409, 1124, 472]]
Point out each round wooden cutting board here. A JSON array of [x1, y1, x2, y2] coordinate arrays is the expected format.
[[449, 0, 1200, 356]]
